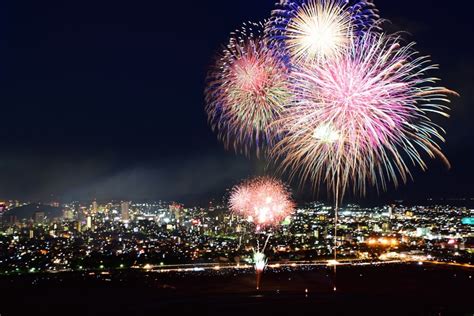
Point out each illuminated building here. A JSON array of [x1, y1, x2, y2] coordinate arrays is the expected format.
[[170, 203, 183, 221], [0, 200, 471, 274], [34, 211, 45, 224], [86, 216, 92, 230], [64, 209, 74, 220], [416, 227, 431, 237], [0, 202, 6, 214], [8, 215, 17, 225], [121, 201, 130, 221], [461, 217, 474, 225]]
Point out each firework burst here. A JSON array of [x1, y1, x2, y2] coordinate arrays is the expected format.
[[205, 22, 291, 156], [229, 177, 295, 227], [268, 0, 380, 64], [229, 177, 294, 290], [271, 32, 458, 200]]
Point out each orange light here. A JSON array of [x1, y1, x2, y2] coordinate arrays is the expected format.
[[380, 238, 389, 245]]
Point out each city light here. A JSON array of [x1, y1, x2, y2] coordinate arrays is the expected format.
[[0, 200, 471, 276]]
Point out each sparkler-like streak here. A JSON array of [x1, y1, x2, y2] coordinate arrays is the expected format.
[[205, 22, 291, 156], [268, 0, 380, 64], [230, 177, 295, 289]]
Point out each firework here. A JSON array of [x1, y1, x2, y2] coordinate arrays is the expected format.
[[253, 251, 267, 290], [271, 32, 457, 201], [253, 252, 267, 272], [205, 22, 291, 156], [206, 0, 456, 293], [229, 177, 296, 227], [229, 176, 294, 290], [268, 0, 380, 64]]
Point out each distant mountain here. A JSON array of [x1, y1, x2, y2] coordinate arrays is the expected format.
[[2, 204, 63, 221]]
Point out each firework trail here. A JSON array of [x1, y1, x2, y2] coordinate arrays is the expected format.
[[253, 251, 267, 274], [268, 0, 380, 64], [229, 177, 295, 289], [271, 32, 457, 202], [253, 251, 267, 290], [205, 22, 291, 156]]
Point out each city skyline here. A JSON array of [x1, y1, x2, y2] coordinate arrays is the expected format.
[[1, 199, 472, 269]]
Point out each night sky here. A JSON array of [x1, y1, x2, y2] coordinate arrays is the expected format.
[[0, 0, 472, 204]]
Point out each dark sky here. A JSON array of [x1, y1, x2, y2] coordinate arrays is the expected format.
[[0, 0, 472, 204]]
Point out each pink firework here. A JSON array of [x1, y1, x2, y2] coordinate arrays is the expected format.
[[205, 22, 291, 156], [271, 32, 457, 200], [229, 177, 295, 227]]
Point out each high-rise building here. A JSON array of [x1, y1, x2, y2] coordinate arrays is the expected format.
[[9, 215, 18, 225], [76, 205, 85, 222], [170, 203, 182, 221], [0, 202, 6, 214], [389, 205, 394, 219], [382, 222, 392, 233], [34, 212, 45, 224], [121, 201, 130, 221], [63, 209, 74, 221], [314, 230, 319, 239], [86, 216, 92, 230], [76, 221, 82, 233], [92, 201, 98, 213]]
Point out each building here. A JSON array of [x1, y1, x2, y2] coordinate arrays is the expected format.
[[0, 202, 6, 214], [34, 211, 46, 224], [86, 216, 92, 230], [121, 201, 130, 221], [64, 209, 74, 221], [388, 205, 394, 219], [170, 203, 183, 221], [8, 215, 18, 225], [76, 205, 85, 221]]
